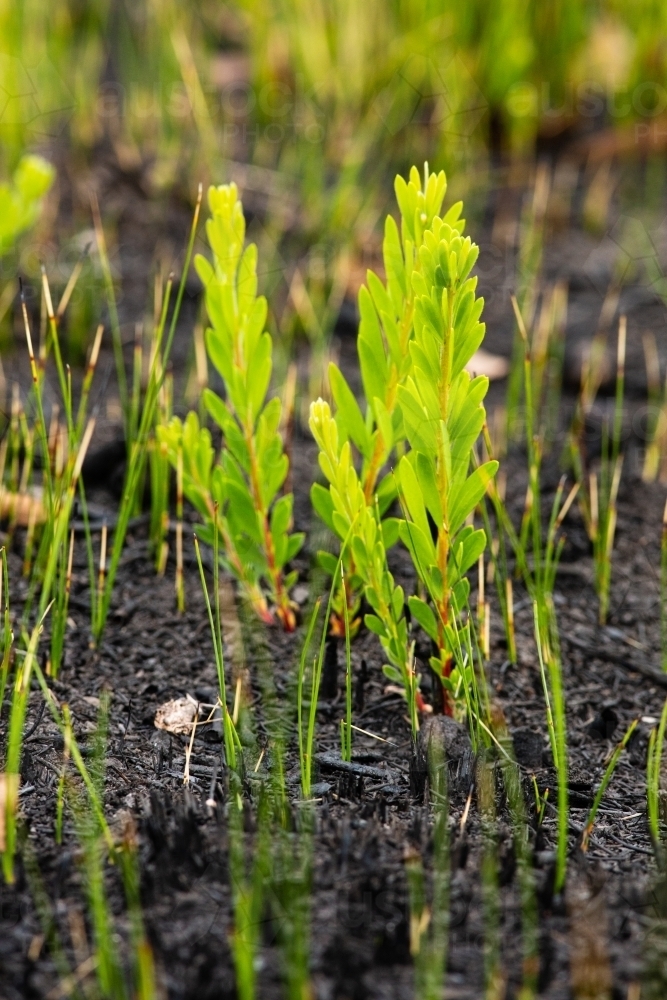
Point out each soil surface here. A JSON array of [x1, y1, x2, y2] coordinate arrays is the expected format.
[[3, 155, 667, 999]]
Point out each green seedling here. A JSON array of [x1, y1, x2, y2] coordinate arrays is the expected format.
[[339, 564, 353, 763], [582, 717, 639, 852], [312, 165, 452, 634], [95, 186, 202, 642], [313, 166, 499, 721], [533, 597, 568, 893], [406, 738, 449, 1000], [493, 707, 539, 996], [569, 318, 626, 625], [194, 526, 241, 772], [2, 606, 50, 884], [309, 400, 419, 732], [0, 548, 13, 713], [477, 751, 504, 998], [395, 206, 497, 712], [228, 782, 271, 1000], [661, 500, 667, 673], [647, 697, 667, 861], [160, 184, 303, 630], [271, 808, 314, 1000]]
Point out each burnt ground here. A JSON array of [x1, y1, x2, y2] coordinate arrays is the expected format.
[[2, 405, 667, 999], [4, 157, 667, 998]]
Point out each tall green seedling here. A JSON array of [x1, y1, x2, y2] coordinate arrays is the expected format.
[[2, 606, 49, 883], [314, 165, 456, 632], [160, 184, 303, 630], [309, 400, 419, 733], [396, 213, 497, 712]]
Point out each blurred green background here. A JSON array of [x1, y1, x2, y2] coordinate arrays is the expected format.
[[2, 0, 667, 372], [3, 0, 666, 172]]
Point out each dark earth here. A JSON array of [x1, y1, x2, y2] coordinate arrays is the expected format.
[[3, 148, 667, 999]]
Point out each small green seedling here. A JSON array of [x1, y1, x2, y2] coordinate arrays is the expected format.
[[161, 184, 303, 630], [582, 717, 638, 852], [309, 400, 419, 732], [314, 165, 452, 634], [396, 209, 497, 711]]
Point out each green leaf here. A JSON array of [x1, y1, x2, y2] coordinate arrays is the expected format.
[[381, 517, 400, 550], [285, 533, 305, 562], [448, 461, 498, 535], [451, 527, 486, 579], [398, 519, 436, 577], [358, 285, 387, 404], [246, 331, 272, 420], [223, 481, 262, 544], [367, 270, 394, 324], [365, 614, 387, 639], [397, 455, 431, 541], [452, 317, 485, 380], [397, 383, 437, 455], [261, 455, 288, 508], [329, 363, 371, 457], [429, 656, 445, 679], [317, 551, 339, 576], [195, 253, 215, 292], [375, 472, 397, 515], [415, 452, 442, 526], [382, 664, 403, 685], [14, 155, 55, 201], [205, 325, 234, 388], [383, 214, 406, 314], [270, 494, 293, 539], [372, 397, 394, 457], [408, 596, 439, 642], [451, 577, 470, 612]]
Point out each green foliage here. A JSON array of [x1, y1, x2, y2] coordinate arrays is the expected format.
[[159, 184, 303, 629], [648, 697, 667, 859], [194, 533, 241, 770], [47, 693, 158, 1000], [2, 610, 46, 884], [581, 716, 638, 852], [396, 207, 497, 703], [310, 164, 497, 719], [310, 398, 419, 732], [328, 165, 453, 505], [533, 597, 568, 893], [310, 167, 453, 719], [0, 154, 54, 254]]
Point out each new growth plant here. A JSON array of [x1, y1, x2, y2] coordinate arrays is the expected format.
[[311, 165, 496, 723], [406, 739, 449, 1000], [160, 184, 303, 630], [568, 318, 626, 624], [93, 188, 201, 642], [313, 165, 452, 632], [396, 194, 496, 712], [25, 689, 158, 999]]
